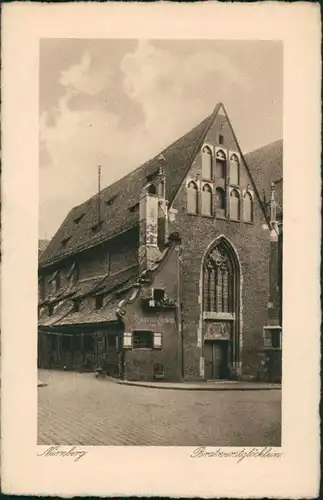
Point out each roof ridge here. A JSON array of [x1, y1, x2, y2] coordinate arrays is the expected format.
[[39, 104, 222, 266]]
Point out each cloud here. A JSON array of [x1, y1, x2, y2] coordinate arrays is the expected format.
[[120, 40, 249, 141], [59, 51, 113, 96], [39, 41, 252, 237]]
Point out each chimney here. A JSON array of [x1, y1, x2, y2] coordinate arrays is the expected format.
[[139, 183, 162, 274], [156, 160, 168, 250]]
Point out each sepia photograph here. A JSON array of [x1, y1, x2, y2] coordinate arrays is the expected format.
[[37, 38, 283, 447], [1, 2, 321, 497]]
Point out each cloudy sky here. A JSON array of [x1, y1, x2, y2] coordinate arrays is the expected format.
[[39, 39, 283, 239]]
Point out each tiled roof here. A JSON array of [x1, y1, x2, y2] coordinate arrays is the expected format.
[[39, 106, 219, 268], [39, 265, 139, 327], [53, 302, 118, 326], [244, 139, 283, 207], [72, 275, 108, 299], [94, 265, 139, 295], [39, 300, 73, 327]]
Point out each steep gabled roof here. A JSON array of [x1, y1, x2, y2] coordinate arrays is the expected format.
[[244, 139, 283, 206], [40, 104, 283, 269], [40, 106, 219, 268]]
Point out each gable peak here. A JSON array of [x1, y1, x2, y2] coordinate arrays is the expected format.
[[217, 103, 226, 117]]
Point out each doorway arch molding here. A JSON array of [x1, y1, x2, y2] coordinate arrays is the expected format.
[[198, 234, 243, 378]]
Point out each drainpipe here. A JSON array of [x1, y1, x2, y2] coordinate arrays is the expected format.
[[170, 232, 183, 381], [176, 241, 183, 381]]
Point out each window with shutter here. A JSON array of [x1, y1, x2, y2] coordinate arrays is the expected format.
[[123, 332, 132, 348], [153, 332, 163, 349], [133, 331, 153, 349]]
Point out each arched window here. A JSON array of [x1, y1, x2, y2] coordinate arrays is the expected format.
[[215, 187, 226, 210], [203, 245, 234, 313], [230, 154, 240, 185], [243, 192, 253, 222], [202, 146, 212, 180], [187, 181, 198, 214], [215, 150, 226, 179], [202, 184, 213, 216], [230, 189, 240, 220]]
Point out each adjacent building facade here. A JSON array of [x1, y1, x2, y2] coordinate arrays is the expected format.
[[38, 103, 283, 382]]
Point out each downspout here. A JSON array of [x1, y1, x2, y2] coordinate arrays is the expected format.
[[177, 237, 184, 381], [171, 232, 184, 381]]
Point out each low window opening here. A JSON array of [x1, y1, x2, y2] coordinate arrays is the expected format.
[[133, 330, 153, 349], [48, 304, 54, 316], [105, 195, 118, 206], [74, 213, 85, 224], [146, 169, 159, 182], [128, 203, 139, 213], [61, 236, 71, 246], [95, 295, 104, 310], [153, 289, 165, 302]]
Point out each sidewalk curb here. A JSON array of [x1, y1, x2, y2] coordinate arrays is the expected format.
[[117, 381, 281, 391]]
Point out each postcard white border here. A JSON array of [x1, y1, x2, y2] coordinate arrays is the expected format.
[[1, 2, 321, 497]]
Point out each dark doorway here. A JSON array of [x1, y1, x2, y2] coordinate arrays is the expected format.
[[204, 340, 229, 380]]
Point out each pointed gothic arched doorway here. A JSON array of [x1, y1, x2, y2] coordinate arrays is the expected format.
[[202, 237, 241, 380]]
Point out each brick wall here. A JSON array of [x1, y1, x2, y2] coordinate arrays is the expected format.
[[168, 112, 270, 380]]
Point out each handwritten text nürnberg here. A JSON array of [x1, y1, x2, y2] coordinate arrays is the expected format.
[[38, 446, 87, 462]]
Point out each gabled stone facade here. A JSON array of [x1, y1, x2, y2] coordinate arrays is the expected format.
[[38, 103, 282, 382]]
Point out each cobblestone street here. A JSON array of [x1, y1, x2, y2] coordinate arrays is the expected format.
[[38, 370, 281, 447]]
